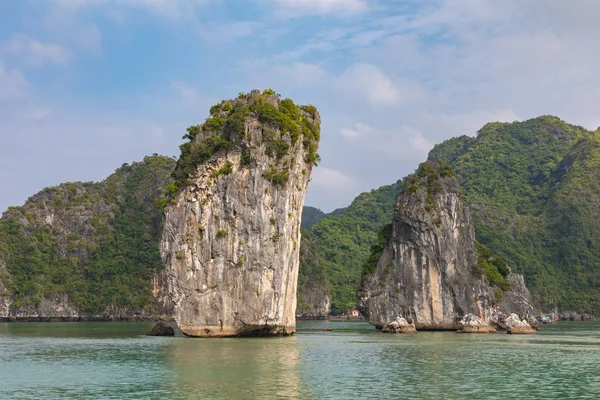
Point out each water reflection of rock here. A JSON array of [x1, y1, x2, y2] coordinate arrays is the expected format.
[[165, 336, 303, 399]]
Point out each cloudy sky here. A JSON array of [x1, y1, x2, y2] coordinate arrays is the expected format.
[[1, 0, 599, 213]]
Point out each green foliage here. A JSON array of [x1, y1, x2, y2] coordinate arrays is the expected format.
[[300, 105, 318, 116], [0, 155, 175, 313], [172, 132, 234, 190], [240, 147, 253, 167], [250, 99, 300, 141], [225, 103, 250, 136], [204, 116, 226, 132], [210, 161, 233, 179], [361, 224, 393, 279], [171, 90, 320, 198], [430, 116, 600, 312], [301, 206, 326, 230], [401, 161, 449, 212], [474, 242, 510, 291], [262, 89, 277, 96], [266, 139, 290, 160], [263, 168, 289, 187], [210, 104, 222, 116], [297, 230, 331, 314], [308, 181, 403, 313], [216, 230, 227, 238]]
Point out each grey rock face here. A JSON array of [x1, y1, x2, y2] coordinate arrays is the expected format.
[[161, 90, 320, 337], [458, 313, 496, 333], [504, 313, 536, 334], [381, 317, 416, 333], [296, 287, 330, 319], [147, 321, 176, 336], [358, 161, 537, 333]]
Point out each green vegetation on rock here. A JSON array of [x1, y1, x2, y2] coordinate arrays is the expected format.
[[297, 230, 330, 316], [0, 155, 175, 314], [166, 90, 320, 201], [429, 116, 600, 312]]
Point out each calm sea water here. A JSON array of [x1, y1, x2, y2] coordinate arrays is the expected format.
[[1, 320, 599, 399]]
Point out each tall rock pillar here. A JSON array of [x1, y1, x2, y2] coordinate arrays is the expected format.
[[160, 90, 320, 337]]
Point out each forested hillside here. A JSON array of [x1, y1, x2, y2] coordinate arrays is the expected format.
[[429, 116, 600, 312], [0, 155, 175, 316], [308, 181, 402, 313]]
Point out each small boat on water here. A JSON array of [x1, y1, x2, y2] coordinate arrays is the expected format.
[[537, 314, 559, 324]]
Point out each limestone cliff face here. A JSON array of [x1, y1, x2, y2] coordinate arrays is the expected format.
[[161, 90, 320, 337], [358, 161, 537, 333]]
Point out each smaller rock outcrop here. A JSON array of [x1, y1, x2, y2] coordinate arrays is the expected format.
[[358, 161, 538, 334], [381, 317, 416, 333], [458, 314, 496, 333], [503, 314, 537, 334], [147, 321, 176, 336]]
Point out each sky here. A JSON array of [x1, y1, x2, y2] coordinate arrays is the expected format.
[[1, 0, 600, 213]]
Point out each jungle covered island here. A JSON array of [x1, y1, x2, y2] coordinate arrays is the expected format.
[[159, 89, 320, 337], [0, 156, 175, 320]]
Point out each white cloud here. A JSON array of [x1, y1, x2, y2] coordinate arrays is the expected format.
[[340, 123, 374, 139], [57, 0, 212, 19], [199, 21, 263, 44], [340, 122, 434, 160], [0, 62, 28, 101], [311, 167, 355, 189], [335, 64, 405, 107], [272, 0, 368, 16], [29, 108, 53, 122], [2, 36, 70, 67]]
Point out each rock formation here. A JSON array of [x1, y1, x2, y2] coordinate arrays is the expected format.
[[381, 317, 416, 333], [147, 321, 176, 336], [160, 89, 320, 337], [358, 161, 537, 333]]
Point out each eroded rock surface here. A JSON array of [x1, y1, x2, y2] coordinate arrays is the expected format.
[[504, 313, 537, 334], [458, 314, 496, 333], [358, 161, 537, 334], [147, 321, 176, 336], [161, 90, 320, 337], [381, 317, 416, 333]]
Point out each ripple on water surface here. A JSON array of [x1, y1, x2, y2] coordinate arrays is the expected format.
[[1, 321, 599, 399]]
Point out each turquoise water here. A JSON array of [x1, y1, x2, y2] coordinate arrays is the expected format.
[[1, 321, 599, 399]]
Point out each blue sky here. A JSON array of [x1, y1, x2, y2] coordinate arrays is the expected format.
[[1, 0, 600, 212]]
